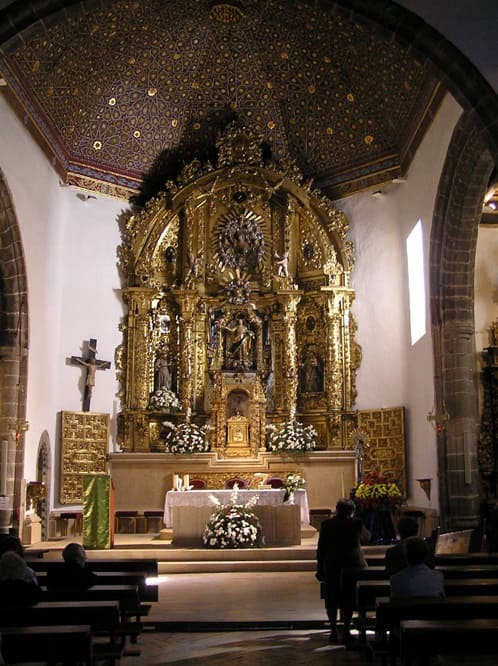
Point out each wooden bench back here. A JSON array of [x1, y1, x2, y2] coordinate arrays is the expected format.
[[27, 557, 159, 577], [0, 624, 94, 665]]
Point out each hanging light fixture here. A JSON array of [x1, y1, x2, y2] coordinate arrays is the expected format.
[[427, 404, 450, 432]]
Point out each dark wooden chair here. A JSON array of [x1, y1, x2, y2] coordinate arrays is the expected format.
[[225, 477, 248, 489], [190, 478, 207, 489], [144, 510, 164, 533], [266, 477, 284, 488], [115, 510, 139, 533]]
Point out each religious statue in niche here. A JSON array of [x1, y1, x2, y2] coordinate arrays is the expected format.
[[299, 347, 324, 393], [185, 250, 202, 287], [223, 316, 255, 371], [274, 250, 289, 277], [154, 355, 172, 391]]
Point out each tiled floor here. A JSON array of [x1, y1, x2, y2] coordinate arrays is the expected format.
[[121, 570, 498, 665], [123, 570, 366, 665]]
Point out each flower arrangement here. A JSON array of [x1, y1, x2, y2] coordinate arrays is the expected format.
[[163, 408, 210, 454], [283, 473, 306, 502], [352, 470, 402, 510], [266, 410, 317, 453], [203, 484, 263, 549], [149, 387, 181, 412]]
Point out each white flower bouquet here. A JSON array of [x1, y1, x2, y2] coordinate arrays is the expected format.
[[266, 414, 317, 453], [149, 387, 181, 411], [203, 485, 263, 549], [283, 472, 306, 502], [163, 408, 210, 454]]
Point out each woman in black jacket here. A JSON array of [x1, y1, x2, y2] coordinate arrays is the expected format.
[[316, 499, 370, 643]]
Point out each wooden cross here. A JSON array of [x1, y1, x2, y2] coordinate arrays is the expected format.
[[70, 338, 111, 412]]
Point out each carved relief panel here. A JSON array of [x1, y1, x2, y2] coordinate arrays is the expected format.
[[60, 411, 109, 504]]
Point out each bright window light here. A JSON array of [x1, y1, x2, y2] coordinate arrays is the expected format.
[[406, 220, 426, 345]]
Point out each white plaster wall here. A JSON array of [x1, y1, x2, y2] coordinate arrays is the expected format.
[[337, 93, 462, 511], [0, 95, 65, 500], [0, 96, 125, 510], [475, 226, 498, 354]]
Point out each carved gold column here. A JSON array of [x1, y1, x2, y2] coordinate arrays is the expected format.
[[122, 288, 156, 409], [174, 291, 199, 412], [118, 288, 156, 451], [193, 305, 207, 413], [322, 286, 355, 446], [276, 291, 302, 415]]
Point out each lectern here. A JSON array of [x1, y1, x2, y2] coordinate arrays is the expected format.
[[82, 474, 114, 549]]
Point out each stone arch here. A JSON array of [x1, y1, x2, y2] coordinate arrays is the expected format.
[[0, 169, 29, 534], [430, 112, 495, 531]]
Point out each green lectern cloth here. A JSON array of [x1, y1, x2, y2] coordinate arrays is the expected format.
[[82, 474, 114, 549]]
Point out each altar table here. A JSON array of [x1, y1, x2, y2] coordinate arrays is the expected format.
[[163, 488, 310, 528]]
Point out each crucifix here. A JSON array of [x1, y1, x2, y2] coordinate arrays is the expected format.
[[70, 338, 111, 412]]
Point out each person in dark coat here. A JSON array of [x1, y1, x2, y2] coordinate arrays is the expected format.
[[384, 517, 419, 575], [385, 517, 436, 575], [46, 542, 98, 592], [316, 498, 370, 643]]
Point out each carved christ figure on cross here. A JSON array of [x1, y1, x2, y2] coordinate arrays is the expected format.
[[71, 338, 111, 412]]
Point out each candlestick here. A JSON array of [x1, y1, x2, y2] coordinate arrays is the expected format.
[[1, 440, 7, 496], [340, 472, 345, 498]]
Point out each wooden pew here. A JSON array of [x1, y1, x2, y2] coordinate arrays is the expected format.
[[39, 584, 146, 653], [35, 569, 159, 602], [0, 600, 124, 664], [356, 577, 498, 620], [26, 556, 159, 577], [0, 624, 94, 665], [435, 552, 498, 566], [343, 563, 498, 594], [399, 618, 498, 665], [372, 595, 498, 664]]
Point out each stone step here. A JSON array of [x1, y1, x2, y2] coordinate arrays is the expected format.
[[159, 558, 316, 574]]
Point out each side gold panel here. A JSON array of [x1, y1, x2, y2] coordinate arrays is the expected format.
[[357, 406, 407, 496], [60, 411, 109, 504]]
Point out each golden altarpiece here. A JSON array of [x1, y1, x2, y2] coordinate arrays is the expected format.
[[117, 121, 359, 449], [111, 121, 372, 514]]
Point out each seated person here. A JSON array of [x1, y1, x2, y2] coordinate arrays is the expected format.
[[390, 537, 445, 599], [0, 551, 41, 604], [384, 516, 438, 575], [0, 535, 38, 585], [46, 542, 98, 591]]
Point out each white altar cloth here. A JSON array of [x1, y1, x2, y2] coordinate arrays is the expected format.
[[163, 488, 309, 527]]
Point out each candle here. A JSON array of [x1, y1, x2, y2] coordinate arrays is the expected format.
[[183, 474, 190, 490], [173, 473, 179, 490], [1, 440, 7, 496], [341, 472, 345, 498]]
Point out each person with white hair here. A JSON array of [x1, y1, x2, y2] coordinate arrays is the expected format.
[[0, 551, 41, 604]]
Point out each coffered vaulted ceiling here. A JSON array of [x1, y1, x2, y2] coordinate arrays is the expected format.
[[0, 0, 443, 201]]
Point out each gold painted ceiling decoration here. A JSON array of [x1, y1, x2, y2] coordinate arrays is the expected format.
[[0, 0, 442, 201]]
